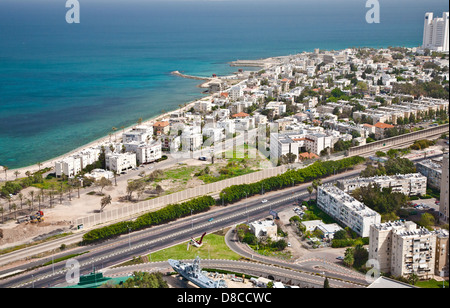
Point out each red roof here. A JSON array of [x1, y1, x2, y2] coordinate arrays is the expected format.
[[299, 152, 319, 160], [153, 121, 169, 128], [374, 122, 394, 129], [232, 112, 250, 118]]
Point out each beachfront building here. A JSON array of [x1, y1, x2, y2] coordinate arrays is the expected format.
[[74, 148, 101, 169], [122, 125, 153, 144], [336, 173, 427, 196], [105, 152, 137, 173], [55, 157, 82, 178], [317, 185, 381, 238], [422, 12, 449, 52], [124, 141, 162, 165], [369, 220, 439, 279], [153, 121, 170, 136]]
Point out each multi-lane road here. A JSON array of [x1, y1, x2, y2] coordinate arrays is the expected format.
[[0, 167, 366, 288]]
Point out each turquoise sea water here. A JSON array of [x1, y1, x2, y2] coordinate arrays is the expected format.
[[0, 0, 448, 169]]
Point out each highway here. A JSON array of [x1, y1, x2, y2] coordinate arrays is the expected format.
[[0, 168, 364, 288]]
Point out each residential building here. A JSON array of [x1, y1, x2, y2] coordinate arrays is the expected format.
[[122, 125, 153, 143], [337, 173, 427, 196], [440, 153, 449, 223], [422, 12, 449, 52], [374, 122, 395, 139], [270, 131, 333, 164], [317, 185, 381, 237], [153, 121, 170, 136], [435, 229, 449, 277], [416, 157, 443, 190], [369, 220, 437, 279], [105, 152, 137, 173], [249, 219, 278, 240], [55, 157, 82, 178], [124, 141, 162, 165]]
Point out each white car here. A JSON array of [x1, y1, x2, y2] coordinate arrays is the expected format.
[[261, 199, 268, 203]]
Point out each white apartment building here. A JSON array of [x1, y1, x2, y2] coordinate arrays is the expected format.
[[317, 185, 381, 238], [122, 125, 153, 143], [422, 12, 449, 52], [74, 148, 100, 169], [270, 131, 333, 164], [181, 127, 203, 152], [229, 85, 243, 101], [55, 157, 82, 178], [105, 152, 137, 173], [124, 141, 162, 165], [249, 219, 278, 240], [369, 221, 437, 279], [337, 173, 427, 196], [202, 127, 225, 144]]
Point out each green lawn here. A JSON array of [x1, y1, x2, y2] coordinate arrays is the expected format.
[[415, 279, 448, 289], [147, 233, 241, 262]]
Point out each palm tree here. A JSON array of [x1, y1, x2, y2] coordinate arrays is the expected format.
[[29, 191, 35, 208], [14, 170, 20, 179], [11, 203, 17, 220], [112, 127, 118, 142], [3, 166, 8, 181], [18, 193, 24, 209]]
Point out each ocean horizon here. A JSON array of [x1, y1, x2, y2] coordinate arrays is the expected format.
[[0, 0, 449, 169]]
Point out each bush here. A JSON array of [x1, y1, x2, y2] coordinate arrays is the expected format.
[[219, 156, 365, 205], [82, 195, 215, 244]]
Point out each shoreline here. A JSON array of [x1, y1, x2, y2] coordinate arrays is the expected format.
[[3, 93, 210, 178], [3, 65, 258, 177]]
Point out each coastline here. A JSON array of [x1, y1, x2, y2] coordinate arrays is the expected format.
[[3, 92, 208, 178], [3, 65, 259, 178]]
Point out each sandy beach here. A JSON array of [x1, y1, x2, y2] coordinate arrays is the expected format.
[[1, 92, 212, 181]]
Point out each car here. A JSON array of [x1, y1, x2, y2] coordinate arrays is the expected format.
[[287, 242, 291, 247], [198, 157, 207, 161], [336, 256, 344, 260], [208, 218, 214, 222], [261, 199, 268, 203]]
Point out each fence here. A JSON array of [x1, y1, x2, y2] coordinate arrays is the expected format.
[[348, 124, 449, 157], [73, 165, 289, 229]]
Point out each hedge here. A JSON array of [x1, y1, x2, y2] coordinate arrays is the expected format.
[[219, 156, 366, 204], [82, 195, 215, 244]]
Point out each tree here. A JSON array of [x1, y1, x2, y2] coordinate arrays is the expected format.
[[307, 186, 314, 201], [100, 195, 112, 212], [126, 180, 146, 201], [312, 179, 322, 200], [96, 177, 112, 194], [418, 213, 435, 230], [323, 277, 330, 288], [117, 271, 168, 288], [343, 248, 354, 267]]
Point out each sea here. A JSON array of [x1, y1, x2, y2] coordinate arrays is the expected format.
[[0, 0, 448, 169]]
